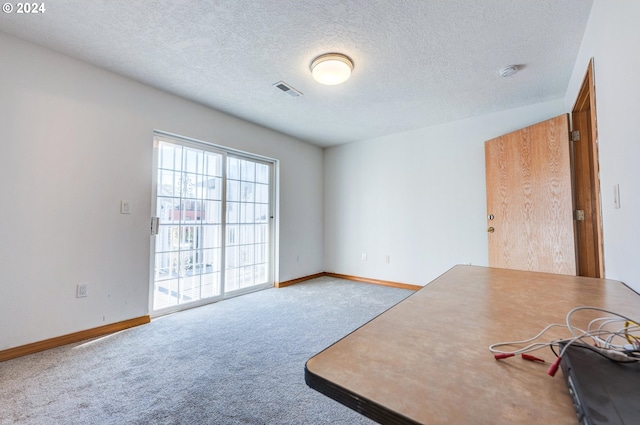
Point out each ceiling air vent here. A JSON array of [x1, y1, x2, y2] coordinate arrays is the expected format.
[[273, 81, 303, 97]]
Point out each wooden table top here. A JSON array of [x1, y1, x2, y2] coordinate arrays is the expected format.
[[305, 265, 640, 425]]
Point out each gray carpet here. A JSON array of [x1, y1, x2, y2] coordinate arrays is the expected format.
[[0, 277, 413, 424]]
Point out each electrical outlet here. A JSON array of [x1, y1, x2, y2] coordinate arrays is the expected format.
[[77, 283, 88, 298], [361, 253, 367, 262], [385, 255, 390, 264]]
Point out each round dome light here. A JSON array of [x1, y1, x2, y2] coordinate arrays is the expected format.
[[310, 53, 354, 85]]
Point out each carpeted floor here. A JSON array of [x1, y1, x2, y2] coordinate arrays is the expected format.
[[0, 277, 413, 424]]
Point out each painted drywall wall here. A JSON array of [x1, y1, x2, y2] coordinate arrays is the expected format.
[[564, 1, 640, 292], [0, 33, 324, 350], [324, 99, 566, 286]]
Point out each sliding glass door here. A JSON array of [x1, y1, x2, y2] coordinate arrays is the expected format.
[[151, 134, 274, 314], [224, 156, 271, 292]]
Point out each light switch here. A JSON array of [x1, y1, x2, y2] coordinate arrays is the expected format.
[[613, 184, 621, 209], [121, 200, 132, 214]]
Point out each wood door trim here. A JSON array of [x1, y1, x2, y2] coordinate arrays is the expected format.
[[571, 58, 604, 278]]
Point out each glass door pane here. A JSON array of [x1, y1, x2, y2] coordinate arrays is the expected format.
[[153, 141, 224, 310], [225, 156, 270, 292]]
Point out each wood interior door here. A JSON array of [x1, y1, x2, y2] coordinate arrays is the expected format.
[[485, 114, 576, 275]]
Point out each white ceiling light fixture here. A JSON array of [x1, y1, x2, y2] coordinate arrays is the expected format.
[[310, 53, 354, 85]]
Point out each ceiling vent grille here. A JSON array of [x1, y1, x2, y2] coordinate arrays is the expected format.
[[273, 81, 303, 97]]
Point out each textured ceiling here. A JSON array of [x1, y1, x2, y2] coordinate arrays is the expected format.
[[0, 0, 594, 147]]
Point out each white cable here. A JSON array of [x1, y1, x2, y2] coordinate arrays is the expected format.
[[566, 306, 638, 338], [567, 307, 640, 353], [488, 323, 568, 355], [489, 306, 640, 363]]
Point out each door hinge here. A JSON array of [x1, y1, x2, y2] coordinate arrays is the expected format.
[[571, 130, 581, 142], [150, 217, 160, 235], [574, 210, 585, 221]]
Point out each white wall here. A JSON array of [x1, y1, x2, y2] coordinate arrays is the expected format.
[[565, 1, 640, 292], [5, 1, 637, 352], [324, 99, 565, 286], [0, 33, 324, 350]]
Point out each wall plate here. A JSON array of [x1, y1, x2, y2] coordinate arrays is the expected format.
[[121, 200, 132, 214]]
